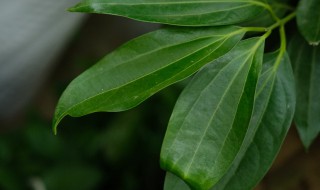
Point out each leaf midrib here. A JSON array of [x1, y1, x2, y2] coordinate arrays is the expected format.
[[56, 32, 240, 124], [94, 36, 231, 111], [75, 0, 261, 6], [91, 4, 254, 18], [72, 0, 267, 11], [212, 54, 255, 167], [182, 41, 263, 178], [72, 32, 228, 84], [212, 56, 278, 189], [176, 50, 254, 179]]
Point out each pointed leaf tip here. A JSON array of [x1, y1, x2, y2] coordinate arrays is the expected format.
[[52, 116, 61, 135], [52, 26, 245, 134], [67, 7, 76, 12], [53, 127, 58, 135], [67, 4, 83, 12], [288, 34, 320, 149]]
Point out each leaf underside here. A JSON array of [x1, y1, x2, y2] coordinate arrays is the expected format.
[[297, 0, 320, 45], [160, 38, 264, 190], [69, 0, 266, 26], [53, 26, 245, 133], [288, 34, 320, 148]]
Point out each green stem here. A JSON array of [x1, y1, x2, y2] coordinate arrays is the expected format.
[[261, 28, 272, 40], [244, 11, 296, 33], [253, 1, 280, 21], [243, 27, 268, 33], [243, 11, 297, 71], [268, 11, 296, 31], [270, 12, 296, 70], [265, 4, 281, 22], [273, 25, 287, 70]]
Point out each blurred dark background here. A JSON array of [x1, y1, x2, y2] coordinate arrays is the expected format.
[[1, 1, 320, 190], [0, 6, 178, 188]]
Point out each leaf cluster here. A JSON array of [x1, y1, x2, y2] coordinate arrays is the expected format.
[[53, 0, 320, 189]]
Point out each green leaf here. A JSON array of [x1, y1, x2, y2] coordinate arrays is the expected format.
[[212, 51, 295, 190], [69, 0, 267, 26], [288, 34, 320, 148], [164, 172, 190, 190], [53, 26, 245, 133], [160, 38, 264, 190], [162, 51, 295, 190], [240, 0, 292, 27], [297, 0, 320, 45]]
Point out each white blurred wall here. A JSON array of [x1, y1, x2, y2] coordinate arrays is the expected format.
[[0, 0, 84, 118]]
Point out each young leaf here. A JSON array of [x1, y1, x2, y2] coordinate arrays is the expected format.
[[288, 34, 320, 148], [53, 26, 245, 133], [212, 51, 295, 190], [160, 38, 265, 190], [69, 0, 267, 26], [297, 0, 320, 45]]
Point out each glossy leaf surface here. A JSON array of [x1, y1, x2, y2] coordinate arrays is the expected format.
[[289, 34, 320, 148], [69, 0, 266, 26], [53, 26, 245, 132], [297, 0, 320, 45], [212, 51, 295, 190], [160, 38, 264, 190]]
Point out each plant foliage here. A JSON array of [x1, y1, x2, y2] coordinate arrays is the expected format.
[[53, 0, 320, 189]]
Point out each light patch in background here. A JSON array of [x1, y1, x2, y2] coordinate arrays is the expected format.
[[0, 0, 84, 118]]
